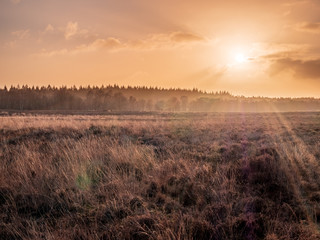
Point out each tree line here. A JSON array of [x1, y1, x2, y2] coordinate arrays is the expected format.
[[0, 85, 320, 112]]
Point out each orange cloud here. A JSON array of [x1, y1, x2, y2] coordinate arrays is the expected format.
[[90, 38, 124, 49], [64, 22, 78, 40], [130, 31, 206, 50], [64, 21, 89, 40], [170, 32, 205, 42], [10, 0, 21, 4], [36, 31, 206, 56], [12, 29, 30, 39], [262, 51, 299, 60], [43, 24, 54, 34], [295, 22, 320, 34], [37, 37, 124, 57], [256, 42, 310, 62], [269, 58, 320, 79], [282, 1, 309, 7], [37, 48, 69, 57]]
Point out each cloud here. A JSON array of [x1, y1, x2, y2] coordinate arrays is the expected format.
[[256, 43, 310, 62], [37, 37, 124, 56], [131, 31, 206, 49], [44, 24, 54, 34], [63, 21, 89, 40], [72, 37, 125, 53], [89, 31, 205, 50], [37, 48, 69, 57], [36, 31, 206, 57], [262, 51, 299, 60], [282, 1, 309, 7], [12, 29, 30, 39], [295, 22, 320, 34], [269, 58, 320, 79], [64, 22, 79, 40], [258, 43, 320, 79], [170, 32, 205, 42], [90, 38, 124, 49], [4, 29, 29, 49], [10, 0, 21, 4]]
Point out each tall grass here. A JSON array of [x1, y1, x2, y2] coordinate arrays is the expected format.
[[0, 113, 319, 239]]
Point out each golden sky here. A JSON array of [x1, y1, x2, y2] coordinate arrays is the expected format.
[[1, 0, 320, 97]]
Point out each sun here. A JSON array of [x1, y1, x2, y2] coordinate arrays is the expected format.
[[234, 53, 247, 64], [225, 45, 252, 67]]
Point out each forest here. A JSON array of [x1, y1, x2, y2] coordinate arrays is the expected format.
[[1, 85, 320, 112]]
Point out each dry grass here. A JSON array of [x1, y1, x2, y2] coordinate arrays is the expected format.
[[0, 112, 320, 239]]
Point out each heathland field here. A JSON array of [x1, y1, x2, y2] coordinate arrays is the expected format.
[[0, 112, 320, 240]]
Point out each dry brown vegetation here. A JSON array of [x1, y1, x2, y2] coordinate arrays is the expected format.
[[0, 112, 320, 239]]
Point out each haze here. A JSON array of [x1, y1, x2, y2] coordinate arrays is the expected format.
[[1, 0, 320, 97]]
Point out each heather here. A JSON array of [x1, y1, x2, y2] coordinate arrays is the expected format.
[[0, 112, 319, 239]]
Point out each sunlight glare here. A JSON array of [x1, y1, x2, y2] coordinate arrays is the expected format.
[[234, 53, 247, 64]]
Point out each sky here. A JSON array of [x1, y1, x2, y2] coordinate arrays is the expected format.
[[1, 0, 320, 97]]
